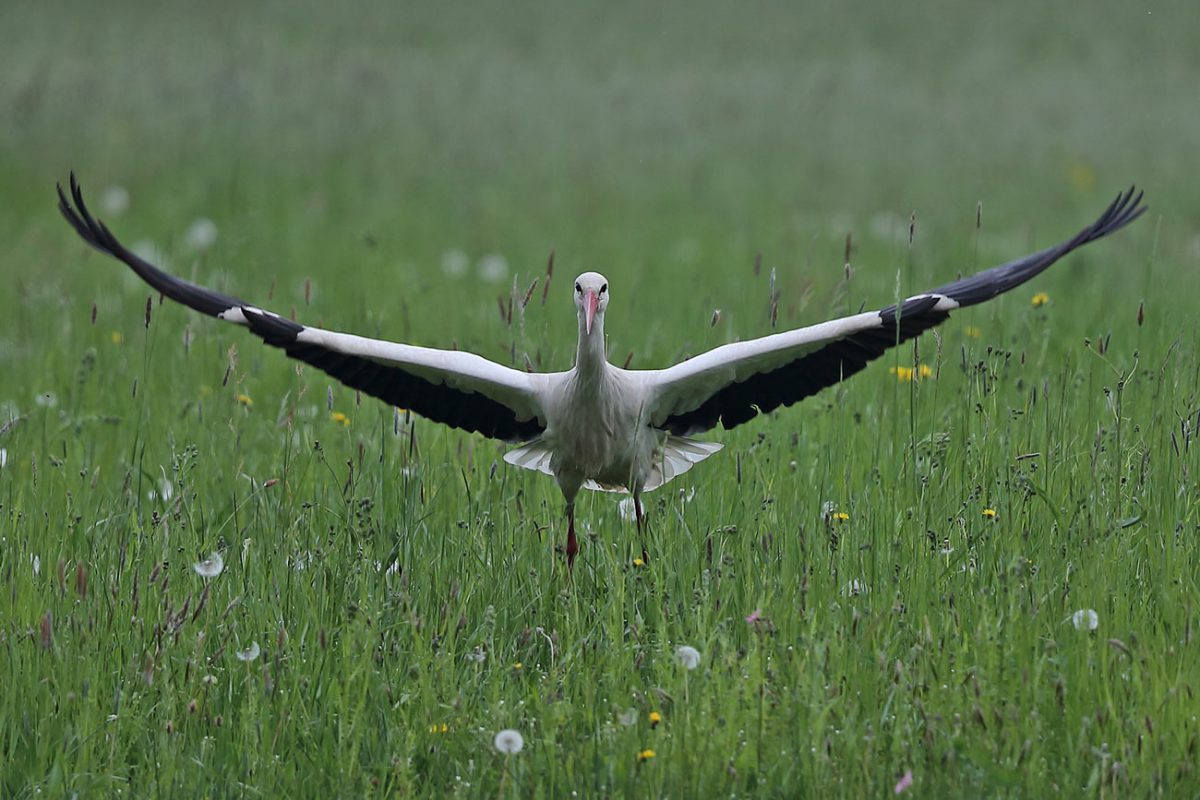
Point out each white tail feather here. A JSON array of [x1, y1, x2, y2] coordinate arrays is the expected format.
[[643, 436, 722, 492], [503, 435, 721, 493]]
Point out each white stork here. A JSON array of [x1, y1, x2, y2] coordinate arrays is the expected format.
[[58, 175, 1144, 566]]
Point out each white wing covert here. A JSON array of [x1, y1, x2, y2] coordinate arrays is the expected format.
[[58, 174, 546, 442], [648, 187, 1145, 435]]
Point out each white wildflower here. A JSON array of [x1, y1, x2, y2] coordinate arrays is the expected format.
[[35, 392, 58, 408], [100, 185, 130, 216], [1072, 609, 1100, 631], [31, 554, 40, 576], [675, 645, 701, 670], [193, 552, 224, 579], [235, 641, 261, 662], [185, 218, 218, 251], [493, 728, 524, 754], [843, 579, 869, 597], [477, 254, 509, 283], [466, 647, 487, 664], [0, 447, 7, 468], [441, 249, 469, 278]]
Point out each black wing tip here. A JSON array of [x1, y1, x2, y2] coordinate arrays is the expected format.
[[58, 172, 118, 256], [1086, 185, 1147, 243], [242, 306, 304, 345]]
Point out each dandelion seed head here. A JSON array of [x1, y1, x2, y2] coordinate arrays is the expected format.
[[193, 552, 224, 579], [618, 708, 638, 727], [843, 579, 869, 597], [1072, 609, 1100, 631], [477, 254, 509, 283], [441, 249, 469, 278], [493, 728, 524, 754], [185, 218, 218, 251], [675, 645, 701, 670], [101, 185, 130, 215], [235, 641, 261, 662]]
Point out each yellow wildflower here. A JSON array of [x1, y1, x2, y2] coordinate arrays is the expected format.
[[1068, 162, 1096, 193], [513, 662, 523, 671], [982, 508, 997, 518], [638, 749, 656, 762], [236, 394, 253, 407], [110, 331, 124, 345], [632, 557, 644, 567], [964, 326, 982, 339], [833, 511, 850, 522], [918, 364, 934, 379], [331, 411, 350, 427], [648, 711, 662, 727], [1031, 292, 1049, 308], [428, 723, 449, 734], [889, 366, 914, 382]]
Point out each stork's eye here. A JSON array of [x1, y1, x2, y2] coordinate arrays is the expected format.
[[600, 283, 607, 293], [575, 283, 582, 293]]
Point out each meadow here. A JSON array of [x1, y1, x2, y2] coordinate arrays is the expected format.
[[2, 1, 1199, 796]]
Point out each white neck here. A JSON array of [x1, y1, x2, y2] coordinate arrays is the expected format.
[[574, 314, 608, 378]]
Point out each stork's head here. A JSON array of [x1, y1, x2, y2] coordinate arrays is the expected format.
[[573, 271, 609, 336]]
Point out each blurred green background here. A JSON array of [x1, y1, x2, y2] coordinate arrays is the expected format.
[[3, 1, 1199, 796]]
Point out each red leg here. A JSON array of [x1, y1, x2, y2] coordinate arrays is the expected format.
[[565, 503, 579, 569], [635, 495, 649, 563]]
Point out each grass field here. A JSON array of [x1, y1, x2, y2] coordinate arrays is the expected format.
[[3, 2, 1199, 796]]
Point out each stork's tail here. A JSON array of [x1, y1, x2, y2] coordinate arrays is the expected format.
[[642, 436, 723, 492], [502, 436, 722, 494]]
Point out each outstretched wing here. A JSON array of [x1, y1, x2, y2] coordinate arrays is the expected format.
[[58, 174, 546, 442], [648, 187, 1146, 435]]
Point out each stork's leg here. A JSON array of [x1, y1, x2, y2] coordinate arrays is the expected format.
[[635, 494, 649, 563], [565, 501, 579, 569]]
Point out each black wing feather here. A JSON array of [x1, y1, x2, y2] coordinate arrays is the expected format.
[[59, 174, 544, 444], [661, 188, 1145, 436], [242, 309, 543, 442]]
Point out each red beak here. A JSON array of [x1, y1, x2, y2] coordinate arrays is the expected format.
[[584, 290, 600, 335]]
